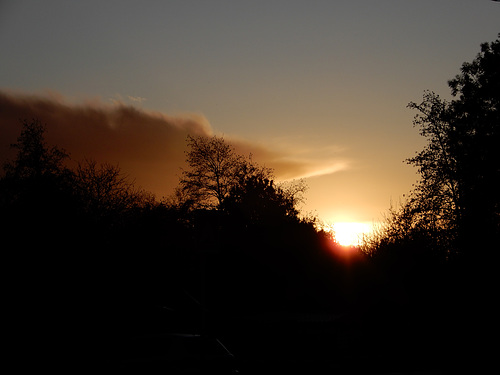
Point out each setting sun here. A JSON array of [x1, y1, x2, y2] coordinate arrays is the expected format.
[[333, 222, 372, 247]]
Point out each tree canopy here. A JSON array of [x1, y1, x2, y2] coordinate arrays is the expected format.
[[367, 34, 500, 262], [178, 135, 250, 209], [3, 118, 69, 180]]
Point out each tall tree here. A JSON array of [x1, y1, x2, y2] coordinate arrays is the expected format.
[[0, 119, 73, 222], [3, 118, 69, 181], [404, 35, 500, 258], [366, 35, 500, 262]]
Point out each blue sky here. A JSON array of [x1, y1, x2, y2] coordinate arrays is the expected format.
[[1, 0, 498, 226]]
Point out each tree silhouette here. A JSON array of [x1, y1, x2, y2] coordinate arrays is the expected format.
[[222, 174, 306, 227], [74, 158, 155, 228], [178, 135, 277, 211], [3, 118, 69, 180], [2, 119, 444, 372], [0, 119, 76, 248], [179, 135, 248, 210], [408, 35, 499, 257], [367, 35, 500, 261]]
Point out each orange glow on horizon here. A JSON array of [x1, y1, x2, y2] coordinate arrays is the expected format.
[[333, 222, 372, 247]]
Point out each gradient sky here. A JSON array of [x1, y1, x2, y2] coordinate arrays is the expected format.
[[1, 1, 499, 228]]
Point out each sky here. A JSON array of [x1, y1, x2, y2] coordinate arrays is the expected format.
[[1, 0, 499, 232]]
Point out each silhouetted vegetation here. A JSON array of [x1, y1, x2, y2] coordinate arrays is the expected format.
[[2, 119, 371, 371], [164, 135, 361, 315], [3, 35, 498, 373], [360, 34, 500, 373], [365, 34, 499, 265]]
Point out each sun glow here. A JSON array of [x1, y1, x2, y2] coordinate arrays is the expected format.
[[333, 222, 372, 247]]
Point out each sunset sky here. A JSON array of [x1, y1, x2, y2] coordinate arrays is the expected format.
[[1, 1, 499, 234]]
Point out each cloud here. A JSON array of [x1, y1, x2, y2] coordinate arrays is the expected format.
[[0, 91, 347, 197], [229, 137, 349, 181], [275, 158, 349, 180], [108, 93, 147, 106], [0, 90, 211, 196], [127, 95, 147, 104]]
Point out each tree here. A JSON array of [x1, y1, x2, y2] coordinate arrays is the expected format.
[[179, 135, 259, 209], [372, 35, 500, 261], [74, 158, 154, 222], [222, 174, 307, 227], [404, 91, 462, 256], [362, 195, 453, 265], [364, 35, 500, 263], [3, 118, 69, 181], [0, 119, 74, 240], [445, 35, 500, 253]]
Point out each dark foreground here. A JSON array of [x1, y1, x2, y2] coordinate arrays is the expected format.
[[53, 287, 486, 374], [9, 266, 492, 374]]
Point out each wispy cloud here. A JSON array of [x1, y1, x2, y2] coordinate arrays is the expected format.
[[232, 138, 349, 181], [0, 91, 348, 197], [108, 93, 147, 106], [274, 158, 349, 180], [127, 95, 147, 104]]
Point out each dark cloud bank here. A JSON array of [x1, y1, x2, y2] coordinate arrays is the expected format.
[[0, 91, 345, 198], [1, 91, 215, 196]]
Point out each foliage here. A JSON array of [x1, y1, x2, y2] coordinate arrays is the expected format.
[[74, 158, 155, 225], [3, 38, 497, 371], [0, 119, 75, 246], [222, 174, 307, 227], [1, 118, 432, 370], [178, 134, 308, 220], [366, 34, 500, 261], [362, 196, 453, 263], [3, 118, 69, 180], [0, 119, 157, 250], [179, 135, 252, 209]]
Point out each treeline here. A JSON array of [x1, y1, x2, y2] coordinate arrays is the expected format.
[[2, 119, 373, 363]]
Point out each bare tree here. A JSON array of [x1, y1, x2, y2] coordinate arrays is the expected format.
[[75, 159, 154, 219], [179, 135, 249, 209]]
